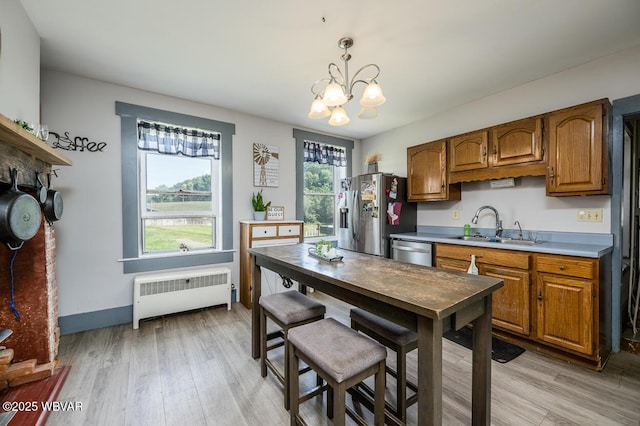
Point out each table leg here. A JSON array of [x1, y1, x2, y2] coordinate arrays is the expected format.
[[471, 296, 492, 425], [417, 315, 442, 426], [251, 257, 262, 359]]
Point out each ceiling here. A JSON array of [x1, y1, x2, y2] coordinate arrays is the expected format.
[[20, 0, 640, 139]]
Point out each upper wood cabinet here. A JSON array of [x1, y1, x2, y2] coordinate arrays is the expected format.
[[448, 130, 488, 173], [406, 98, 609, 196], [448, 119, 546, 183], [546, 99, 610, 196], [491, 117, 543, 167], [407, 139, 461, 202]]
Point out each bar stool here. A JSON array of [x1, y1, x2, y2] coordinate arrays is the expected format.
[[259, 290, 326, 409], [350, 308, 418, 423], [288, 317, 387, 426]]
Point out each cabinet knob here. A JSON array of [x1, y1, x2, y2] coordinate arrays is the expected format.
[[559, 265, 565, 271], [538, 292, 543, 301]]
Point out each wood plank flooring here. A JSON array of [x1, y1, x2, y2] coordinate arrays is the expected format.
[[47, 292, 640, 425]]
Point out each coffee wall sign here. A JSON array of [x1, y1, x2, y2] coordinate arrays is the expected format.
[[50, 131, 107, 153]]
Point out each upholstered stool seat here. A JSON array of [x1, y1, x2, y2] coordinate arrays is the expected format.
[[288, 317, 387, 426], [350, 308, 419, 423], [259, 290, 326, 409]]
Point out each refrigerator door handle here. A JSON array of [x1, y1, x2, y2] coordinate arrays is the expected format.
[[351, 190, 359, 241]]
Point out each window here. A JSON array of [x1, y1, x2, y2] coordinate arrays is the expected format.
[[293, 129, 354, 241], [141, 151, 219, 253], [117, 102, 235, 273], [303, 157, 346, 238]]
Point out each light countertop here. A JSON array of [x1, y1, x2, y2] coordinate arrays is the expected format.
[[390, 229, 613, 258]]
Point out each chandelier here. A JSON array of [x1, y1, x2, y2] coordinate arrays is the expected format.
[[308, 37, 386, 126]]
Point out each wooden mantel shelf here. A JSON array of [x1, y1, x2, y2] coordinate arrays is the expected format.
[[0, 114, 72, 166]]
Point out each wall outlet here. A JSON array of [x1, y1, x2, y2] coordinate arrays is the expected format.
[[452, 209, 460, 220], [577, 208, 603, 222]]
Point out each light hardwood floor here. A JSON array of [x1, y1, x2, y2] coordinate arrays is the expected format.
[[48, 292, 640, 426]]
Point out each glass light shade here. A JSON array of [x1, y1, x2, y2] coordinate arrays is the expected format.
[[308, 97, 330, 119], [328, 106, 350, 126], [359, 81, 386, 107], [323, 82, 348, 106], [358, 106, 379, 119]]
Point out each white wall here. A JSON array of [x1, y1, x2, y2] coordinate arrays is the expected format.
[[0, 0, 40, 123], [40, 70, 361, 317], [362, 46, 640, 234]]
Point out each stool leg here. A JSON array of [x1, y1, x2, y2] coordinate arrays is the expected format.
[[327, 385, 334, 419], [283, 327, 290, 410], [333, 382, 346, 426], [374, 360, 386, 426], [260, 307, 267, 378], [288, 343, 299, 426], [397, 346, 408, 422]]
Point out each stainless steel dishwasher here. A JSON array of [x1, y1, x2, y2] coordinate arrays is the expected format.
[[391, 238, 433, 266]]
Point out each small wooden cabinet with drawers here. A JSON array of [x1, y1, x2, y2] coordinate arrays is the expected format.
[[239, 220, 303, 308]]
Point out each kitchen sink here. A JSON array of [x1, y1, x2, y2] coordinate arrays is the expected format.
[[499, 238, 540, 246], [449, 235, 497, 242], [448, 235, 541, 245]]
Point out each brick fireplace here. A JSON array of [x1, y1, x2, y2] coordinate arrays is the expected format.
[[0, 127, 66, 368]]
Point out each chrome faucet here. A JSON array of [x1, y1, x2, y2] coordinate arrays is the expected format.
[[514, 220, 523, 240], [471, 206, 503, 238]]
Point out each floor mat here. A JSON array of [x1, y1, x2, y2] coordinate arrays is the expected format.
[[443, 326, 525, 363]]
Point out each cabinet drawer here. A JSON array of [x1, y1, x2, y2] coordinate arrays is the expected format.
[[278, 225, 301, 237], [435, 243, 530, 270], [251, 225, 277, 238], [536, 255, 595, 280]]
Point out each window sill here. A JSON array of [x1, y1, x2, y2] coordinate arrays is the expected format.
[[118, 249, 235, 274]]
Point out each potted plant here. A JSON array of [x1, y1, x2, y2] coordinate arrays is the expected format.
[[251, 189, 271, 220]]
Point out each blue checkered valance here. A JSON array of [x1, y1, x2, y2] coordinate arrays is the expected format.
[[137, 120, 221, 158], [303, 140, 346, 166]]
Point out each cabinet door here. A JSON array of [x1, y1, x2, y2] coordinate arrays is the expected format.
[[536, 273, 594, 355], [449, 131, 488, 172], [436, 256, 530, 334], [490, 117, 543, 167], [547, 102, 607, 195], [407, 140, 460, 201], [480, 265, 530, 336]]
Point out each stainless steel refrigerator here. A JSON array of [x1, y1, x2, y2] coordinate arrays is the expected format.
[[338, 173, 416, 258]]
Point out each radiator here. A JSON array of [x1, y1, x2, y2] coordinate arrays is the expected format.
[[133, 267, 231, 329]]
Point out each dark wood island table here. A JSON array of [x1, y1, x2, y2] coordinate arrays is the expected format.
[[248, 244, 503, 426]]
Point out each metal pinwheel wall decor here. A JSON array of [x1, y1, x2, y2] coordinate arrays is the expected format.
[[253, 143, 279, 187]]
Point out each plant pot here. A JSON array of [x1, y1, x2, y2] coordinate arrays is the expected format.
[[253, 211, 266, 221], [367, 162, 378, 173]]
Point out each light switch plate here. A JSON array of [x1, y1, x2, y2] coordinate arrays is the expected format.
[[452, 209, 460, 220], [577, 208, 603, 222]]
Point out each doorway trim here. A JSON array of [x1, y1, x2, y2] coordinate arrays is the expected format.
[[612, 93, 640, 352]]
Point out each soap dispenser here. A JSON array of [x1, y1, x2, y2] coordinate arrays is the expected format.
[[467, 255, 479, 275]]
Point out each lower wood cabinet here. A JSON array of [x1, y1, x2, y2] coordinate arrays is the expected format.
[[435, 244, 531, 337], [535, 254, 597, 356], [434, 243, 608, 369]]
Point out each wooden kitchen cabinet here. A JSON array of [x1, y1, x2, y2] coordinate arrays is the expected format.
[[239, 220, 303, 308], [435, 244, 531, 336], [407, 139, 461, 202], [491, 117, 545, 168], [448, 118, 546, 183], [546, 99, 610, 196], [448, 130, 489, 173], [435, 243, 608, 368], [535, 254, 597, 356]]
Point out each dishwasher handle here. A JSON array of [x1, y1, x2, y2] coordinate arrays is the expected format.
[[391, 244, 432, 253]]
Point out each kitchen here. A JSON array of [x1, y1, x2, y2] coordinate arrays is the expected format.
[[1, 0, 640, 425]]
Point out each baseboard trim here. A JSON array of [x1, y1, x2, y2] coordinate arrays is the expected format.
[[58, 305, 132, 335]]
